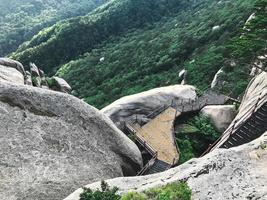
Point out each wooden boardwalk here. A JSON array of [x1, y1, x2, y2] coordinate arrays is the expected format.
[[125, 90, 230, 175], [132, 107, 180, 165]]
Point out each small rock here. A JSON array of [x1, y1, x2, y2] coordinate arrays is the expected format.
[[211, 68, 226, 89], [212, 25, 220, 31], [30, 62, 40, 77]]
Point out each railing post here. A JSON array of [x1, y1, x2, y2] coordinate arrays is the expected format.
[[253, 93, 262, 113]]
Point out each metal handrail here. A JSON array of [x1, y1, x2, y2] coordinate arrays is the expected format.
[[146, 104, 169, 119], [137, 152, 158, 176], [201, 92, 267, 155], [125, 123, 157, 157]]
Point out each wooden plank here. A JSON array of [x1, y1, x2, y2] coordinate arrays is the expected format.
[[134, 107, 180, 164]]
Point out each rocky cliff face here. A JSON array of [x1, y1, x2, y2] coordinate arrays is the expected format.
[[65, 132, 267, 200], [0, 81, 142, 200]]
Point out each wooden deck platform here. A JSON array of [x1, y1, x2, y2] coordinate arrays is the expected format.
[[132, 107, 180, 164]]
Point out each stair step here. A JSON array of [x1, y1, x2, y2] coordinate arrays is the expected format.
[[260, 104, 267, 111], [239, 128, 256, 139], [245, 122, 263, 132], [235, 132, 251, 143], [256, 111, 267, 119], [254, 115, 266, 123], [249, 118, 263, 126], [239, 128, 253, 137]]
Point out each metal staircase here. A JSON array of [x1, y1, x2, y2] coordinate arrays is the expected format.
[[221, 101, 267, 148], [142, 159, 171, 175], [202, 92, 267, 155]]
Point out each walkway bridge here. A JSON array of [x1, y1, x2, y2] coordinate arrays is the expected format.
[[125, 90, 229, 175], [202, 91, 267, 155]]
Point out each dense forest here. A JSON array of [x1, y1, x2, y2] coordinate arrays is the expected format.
[[0, 0, 109, 56], [11, 0, 267, 108]]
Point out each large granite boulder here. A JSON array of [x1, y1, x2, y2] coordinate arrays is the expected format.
[[201, 105, 237, 132], [0, 58, 26, 76], [101, 85, 197, 129], [0, 81, 142, 200], [0, 65, 24, 85], [0, 58, 25, 85], [65, 132, 267, 200]]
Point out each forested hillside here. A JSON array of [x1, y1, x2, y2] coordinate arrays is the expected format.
[[11, 0, 266, 108], [0, 0, 109, 56]]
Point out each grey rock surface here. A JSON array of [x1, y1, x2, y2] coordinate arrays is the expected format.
[[101, 85, 197, 129], [211, 68, 226, 89], [201, 105, 237, 132], [0, 57, 26, 76], [30, 62, 40, 77], [65, 132, 267, 200], [0, 81, 142, 200], [0, 65, 24, 85], [53, 76, 72, 93]]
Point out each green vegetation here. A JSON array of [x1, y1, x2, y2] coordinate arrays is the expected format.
[[80, 181, 191, 200], [188, 0, 267, 97], [10, 0, 266, 109], [12, 0, 190, 74], [0, 0, 108, 56], [80, 181, 120, 200], [176, 115, 219, 164]]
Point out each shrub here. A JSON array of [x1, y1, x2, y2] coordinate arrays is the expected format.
[[80, 181, 192, 200], [80, 181, 121, 200], [121, 192, 147, 200], [145, 182, 192, 200], [176, 114, 220, 164], [188, 115, 219, 141]]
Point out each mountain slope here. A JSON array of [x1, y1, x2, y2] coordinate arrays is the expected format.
[[11, 0, 192, 74], [11, 0, 266, 109], [0, 0, 109, 56]]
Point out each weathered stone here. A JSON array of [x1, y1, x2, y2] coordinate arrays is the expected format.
[[211, 68, 226, 89], [101, 85, 197, 129], [64, 132, 267, 200], [212, 25, 220, 31], [201, 105, 237, 132], [39, 69, 45, 77], [178, 69, 187, 78], [179, 69, 188, 85], [0, 65, 25, 85], [0, 57, 26, 76], [52, 76, 72, 93], [25, 71, 32, 86], [0, 81, 142, 200], [30, 62, 40, 77]]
